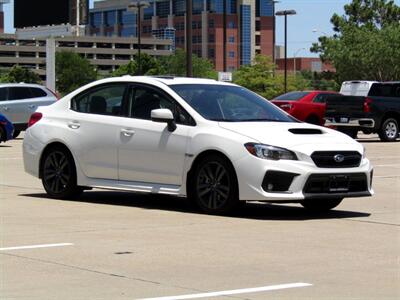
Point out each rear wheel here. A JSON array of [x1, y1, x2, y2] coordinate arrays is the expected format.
[[301, 198, 343, 212], [0, 126, 5, 142], [338, 127, 358, 139], [12, 130, 20, 139], [379, 118, 399, 142], [191, 154, 239, 214], [305, 115, 321, 125], [41, 146, 83, 199]]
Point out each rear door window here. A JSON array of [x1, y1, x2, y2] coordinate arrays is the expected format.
[[8, 87, 34, 100], [71, 84, 127, 116]]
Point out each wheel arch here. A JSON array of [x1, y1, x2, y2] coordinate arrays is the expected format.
[[39, 142, 76, 179], [380, 111, 400, 127], [186, 149, 239, 196]]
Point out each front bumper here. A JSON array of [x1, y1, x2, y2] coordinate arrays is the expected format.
[[324, 117, 375, 128], [234, 155, 373, 202]]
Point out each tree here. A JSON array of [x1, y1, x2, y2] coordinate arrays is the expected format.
[[112, 53, 163, 76], [0, 65, 41, 84], [56, 51, 97, 95], [311, 0, 400, 82], [158, 49, 217, 79], [233, 55, 311, 99]]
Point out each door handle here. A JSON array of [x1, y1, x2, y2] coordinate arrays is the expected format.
[[68, 122, 80, 129], [121, 129, 135, 137], [28, 104, 36, 109], [3, 107, 9, 111]]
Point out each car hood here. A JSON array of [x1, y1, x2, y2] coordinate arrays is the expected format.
[[218, 121, 363, 155]]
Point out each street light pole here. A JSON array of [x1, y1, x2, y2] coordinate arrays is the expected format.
[[276, 9, 296, 93], [223, 0, 227, 72], [186, 0, 193, 77], [128, 1, 150, 75]]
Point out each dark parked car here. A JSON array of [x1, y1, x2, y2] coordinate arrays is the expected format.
[[325, 82, 400, 141], [0, 113, 14, 143]]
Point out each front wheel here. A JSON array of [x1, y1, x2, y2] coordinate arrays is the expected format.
[[190, 155, 239, 214], [13, 130, 20, 139], [379, 118, 399, 142], [301, 198, 343, 212], [41, 146, 83, 199]]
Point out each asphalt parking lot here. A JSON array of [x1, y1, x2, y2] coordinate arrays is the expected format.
[[1, 134, 399, 300]]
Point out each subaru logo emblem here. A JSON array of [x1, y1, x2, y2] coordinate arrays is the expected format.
[[334, 154, 345, 163]]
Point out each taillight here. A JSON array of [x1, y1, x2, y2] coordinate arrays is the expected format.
[[280, 104, 293, 111], [363, 97, 372, 113], [28, 112, 42, 128]]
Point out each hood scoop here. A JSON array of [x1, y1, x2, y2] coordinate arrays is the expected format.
[[289, 128, 323, 135]]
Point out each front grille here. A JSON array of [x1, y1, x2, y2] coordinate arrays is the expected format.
[[262, 171, 299, 192], [304, 173, 367, 194], [311, 151, 362, 168]]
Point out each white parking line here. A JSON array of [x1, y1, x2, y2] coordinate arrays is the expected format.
[[138, 283, 312, 300], [0, 243, 74, 251]]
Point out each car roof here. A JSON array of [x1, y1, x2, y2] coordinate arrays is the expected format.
[[110, 75, 237, 87], [0, 83, 47, 89]]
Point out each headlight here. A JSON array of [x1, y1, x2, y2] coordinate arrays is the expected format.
[[245, 143, 298, 161]]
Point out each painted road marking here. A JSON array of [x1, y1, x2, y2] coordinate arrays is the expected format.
[[0, 243, 74, 251], [138, 282, 313, 300]]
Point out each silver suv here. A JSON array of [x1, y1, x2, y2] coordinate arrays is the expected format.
[[0, 83, 58, 137]]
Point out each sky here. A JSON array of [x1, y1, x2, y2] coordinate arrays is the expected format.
[[2, 0, 397, 58]]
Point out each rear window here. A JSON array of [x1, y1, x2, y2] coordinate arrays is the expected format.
[[30, 88, 48, 98], [274, 92, 310, 101], [368, 83, 400, 98]]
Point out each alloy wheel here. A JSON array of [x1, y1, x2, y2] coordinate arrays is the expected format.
[[43, 151, 71, 194], [385, 121, 398, 139], [196, 161, 231, 210]]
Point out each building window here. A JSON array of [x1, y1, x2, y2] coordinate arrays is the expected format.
[[208, 34, 215, 43], [228, 36, 235, 43], [156, 1, 170, 18], [121, 10, 136, 26], [256, 35, 260, 46], [105, 11, 116, 26], [240, 5, 251, 65], [229, 51, 235, 58], [91, 12, 103, 27], [173, 0, 185, 16], [207, 0, 237, 14], [257, 0, 274, 17], [208, 19, 214, 28], [144, 3, 154, 20], [208, 48, 215, 58], [228, 21, 236, 28], [193, 0, 203, 15], [256, 20, 260, 31]]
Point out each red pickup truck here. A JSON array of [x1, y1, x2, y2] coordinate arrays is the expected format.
[[271, 91, 340, 125]]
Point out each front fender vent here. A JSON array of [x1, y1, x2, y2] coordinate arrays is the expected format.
[[289, 128, 323, 134]]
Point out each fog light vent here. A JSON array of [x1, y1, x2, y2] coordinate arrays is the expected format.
[[262, 171, 299, 192]]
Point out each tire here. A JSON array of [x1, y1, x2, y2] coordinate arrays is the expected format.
[[378, 118, 399, 142], [301, 198, 343, 212], [305, 116, 321, 125], [190, 154, 239, 214], [0, 126, 5, 142], [12, 130, 20, 139], [338, 128, 358, 139], [41, 146, 83, 199]]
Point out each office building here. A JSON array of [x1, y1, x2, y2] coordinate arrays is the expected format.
[[88, 0, 276, 71]]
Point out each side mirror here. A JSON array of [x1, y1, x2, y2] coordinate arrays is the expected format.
[[151, 109, 177, 132]]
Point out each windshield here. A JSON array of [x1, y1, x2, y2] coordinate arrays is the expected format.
[[170, 84, 295, 122], [274, 91, 310, 101]]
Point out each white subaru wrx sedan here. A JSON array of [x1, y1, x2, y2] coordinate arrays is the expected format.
[[23, 77, 373, 214]]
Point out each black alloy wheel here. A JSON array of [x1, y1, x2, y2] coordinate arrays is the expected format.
[[379, 118, 399, 142], [12, 130, 20, 139], [192, 155, 239, 214], [42, 146, 83, 199], [301, 198, 343, 212]]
